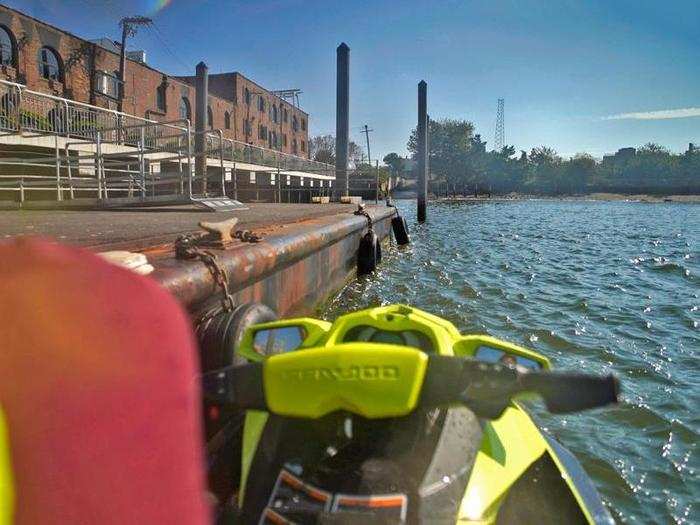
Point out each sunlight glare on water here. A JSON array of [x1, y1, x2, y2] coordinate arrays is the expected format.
[[322, 200, 699, 524]]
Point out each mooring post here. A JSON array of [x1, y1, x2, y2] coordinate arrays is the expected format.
[[195, 61, 208, 194], [335, 42, 350, 200], [417, 80, 428, 222]]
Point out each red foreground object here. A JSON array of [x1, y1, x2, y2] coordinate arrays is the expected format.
[[0, 238, 209, 524]]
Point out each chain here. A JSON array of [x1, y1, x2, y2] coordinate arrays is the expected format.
[[353, 204, 373, 232], [175, 234, 236, 313]]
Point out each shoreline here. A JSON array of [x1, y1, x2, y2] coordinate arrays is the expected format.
[[419, 193, 700, 203]]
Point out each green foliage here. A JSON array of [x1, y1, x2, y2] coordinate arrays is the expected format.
[[406, 119, 699, 195]]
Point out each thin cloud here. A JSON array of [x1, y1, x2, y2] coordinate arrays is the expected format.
[[601, 107, 700, 121]]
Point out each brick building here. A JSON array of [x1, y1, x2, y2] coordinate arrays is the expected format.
[[179, 72, 309, 158], [0, 3, 309, 157]]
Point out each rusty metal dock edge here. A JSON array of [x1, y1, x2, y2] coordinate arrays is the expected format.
[[153, 206, 395, 317]]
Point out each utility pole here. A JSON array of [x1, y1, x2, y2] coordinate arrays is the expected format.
[[117, 16, 151, 113], [361, 124, 374, 165]]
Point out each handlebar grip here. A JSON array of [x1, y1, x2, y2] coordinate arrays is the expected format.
[[201, 363, 267, 410], [521, 372, 619, 414]]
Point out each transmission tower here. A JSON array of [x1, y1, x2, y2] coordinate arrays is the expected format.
[[494, 98, 505, 151]]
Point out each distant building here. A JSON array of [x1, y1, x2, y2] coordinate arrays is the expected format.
[[603, 147, 636, 163]]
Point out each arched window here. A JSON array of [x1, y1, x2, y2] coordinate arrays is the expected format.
[[156, 84, 167, 112], [224, 111, 231, 129], [258, 96, 265, 112], [272, 104, 278, 123], [0, 26, 16, 67], [38, 46, 62, 81], [282, 108, 288, 123], [301, 118, 306, 131], [292, 115, 299, 132], [245, 87, 251, 105], [180, 97, 191, 121], [207, 106, 213, 129]]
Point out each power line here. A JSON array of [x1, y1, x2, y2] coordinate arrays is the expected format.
[[147, 22, 195, 72]]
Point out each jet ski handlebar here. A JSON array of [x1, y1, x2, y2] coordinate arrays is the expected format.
[[201, 355, 619, 420]]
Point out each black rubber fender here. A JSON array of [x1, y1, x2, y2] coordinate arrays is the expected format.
[[392, 215, 410, 245], [357, 230, 379, 275], [196, 302, 278, 372], [198, 302, 278, 504]]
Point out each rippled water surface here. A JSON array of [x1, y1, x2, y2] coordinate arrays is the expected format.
[[322, 200, 698, 523]]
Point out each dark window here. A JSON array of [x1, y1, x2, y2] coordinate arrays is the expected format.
[[292, 138, 298, 154], [301, 140, 306, 152], [301, 118, 306, 131], [258, 96, 265, 112], [0, 26, 16, 67], [224, 111, 231, 129], [283, 108, 288, 123], [245, 87, 251, 105], [180, 97, 191, 121], [156, 84, 166, 112], [207, 106, 214, 129], [38, 47, 62, 81], [292, 115, 299, 132], [272, 104, 278, 123], [244, 118, 251, 137], [259, 124, 268, 140], [282, 134, 287, 147]]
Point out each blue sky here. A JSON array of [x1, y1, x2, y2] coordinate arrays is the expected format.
[[9, 0, 700, 159]]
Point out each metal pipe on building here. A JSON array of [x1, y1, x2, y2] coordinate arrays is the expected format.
[[335, 43, 350, 199], [195, 61, 208, 193], [417, 80, 428, 222]]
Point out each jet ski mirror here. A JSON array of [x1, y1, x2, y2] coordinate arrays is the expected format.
[[453, 335, 551, 370], [253, 326, 307, 354], [475, 346, 542, 370]]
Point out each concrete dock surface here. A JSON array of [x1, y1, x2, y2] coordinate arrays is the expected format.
[[0, 203, 364, 251]]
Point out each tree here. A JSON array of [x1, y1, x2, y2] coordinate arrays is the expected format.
[[348, 141, 363, 168], [565, 153, 597, 193], [309, 135, 363, 168], [383, 152, 403, 175], [407, 118, 476, 188], [309, 134, 335, 164]]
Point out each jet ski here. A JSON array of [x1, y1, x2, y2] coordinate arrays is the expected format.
[[203, 304, 618, 524]]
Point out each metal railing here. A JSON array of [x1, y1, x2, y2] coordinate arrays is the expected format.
[[0, 118, 338, 206], [0, 119, 197, 205], [0, 78, 334, 176]]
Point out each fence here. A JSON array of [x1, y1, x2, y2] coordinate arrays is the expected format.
[[0, 119, 197, 205], [0, 119, 337, 206], [0, 78, 334, 176]]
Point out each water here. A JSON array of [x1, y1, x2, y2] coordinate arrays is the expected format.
[[322, 200, 699, 523]]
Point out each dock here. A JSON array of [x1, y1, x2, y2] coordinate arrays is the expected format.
[[1, 203, 396, 316]]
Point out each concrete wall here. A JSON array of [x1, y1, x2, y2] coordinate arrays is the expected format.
[[155, 206, 393, 316]]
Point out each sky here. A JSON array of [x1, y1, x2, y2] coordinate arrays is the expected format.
[[8, 0, 699, 160]]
